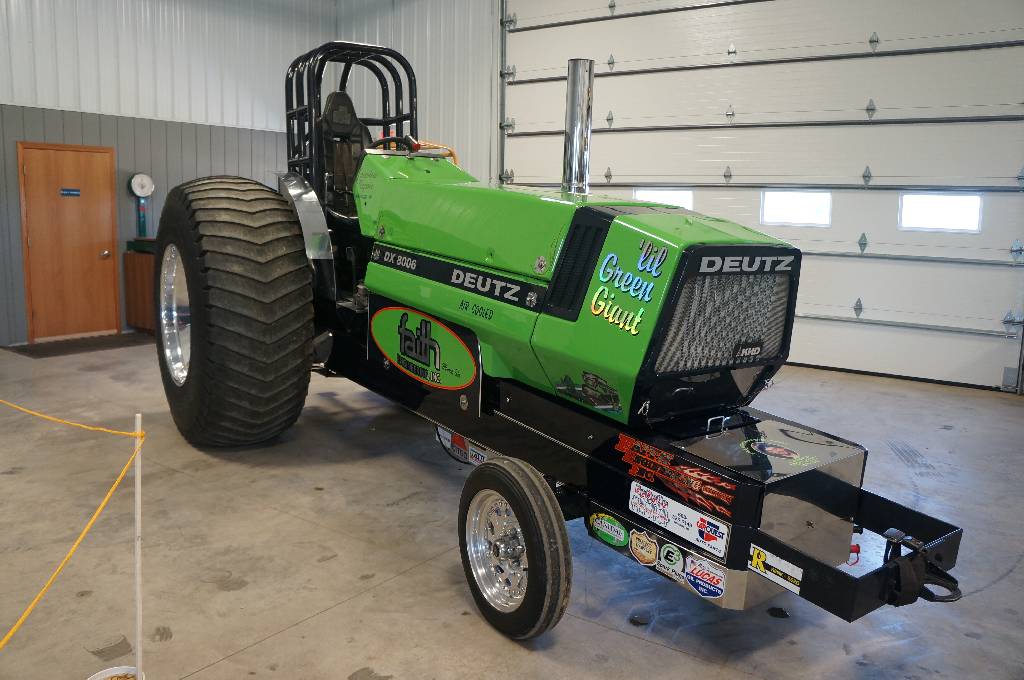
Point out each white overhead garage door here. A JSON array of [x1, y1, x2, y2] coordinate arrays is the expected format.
[[499, 0, 1024, 392]]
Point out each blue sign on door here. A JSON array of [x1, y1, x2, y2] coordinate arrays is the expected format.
[[60, 188, 81, 197]]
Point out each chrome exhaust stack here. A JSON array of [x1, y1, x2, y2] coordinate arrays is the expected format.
[[560, 58, 595, 194]]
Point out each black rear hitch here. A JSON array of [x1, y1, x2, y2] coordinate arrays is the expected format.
[[882, 528, 962, 606]]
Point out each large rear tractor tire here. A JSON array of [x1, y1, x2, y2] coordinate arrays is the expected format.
[[154, 176, 314, 447]]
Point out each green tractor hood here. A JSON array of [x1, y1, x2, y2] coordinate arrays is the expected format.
[[356, 153, 801, 425]]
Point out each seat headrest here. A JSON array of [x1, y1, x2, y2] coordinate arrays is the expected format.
[[322, 92, 362, 135]]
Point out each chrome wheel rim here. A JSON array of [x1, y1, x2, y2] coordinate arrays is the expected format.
[[159, 244, 191, 386], [466, 489, 528, 613]]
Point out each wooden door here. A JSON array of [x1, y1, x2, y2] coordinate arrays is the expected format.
[[18, 142, 120, 342]]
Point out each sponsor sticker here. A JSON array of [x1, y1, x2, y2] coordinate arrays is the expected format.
[[555, 371, 622, 413], [742, 438, 819, 468], [437, 427, 489, 466], [628, 481, 729, 558], [370, 307, 477, 390], [629, 530, 658, 566], [749, 544, 803, 594], [616, 433, 736, 518], [590, 513, 629, 548], [684, 555, 725, 599], [655, 542, 687, 583]]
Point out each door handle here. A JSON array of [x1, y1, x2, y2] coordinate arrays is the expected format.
[[100, 250, 111, 259]]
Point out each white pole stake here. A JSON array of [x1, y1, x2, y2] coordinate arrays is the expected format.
[[133, 412, 143, 680]]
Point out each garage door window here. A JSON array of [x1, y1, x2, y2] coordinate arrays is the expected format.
[[899, 193, 982, 233], [633, 188, 694, 210], [760, 190, 832, 227]]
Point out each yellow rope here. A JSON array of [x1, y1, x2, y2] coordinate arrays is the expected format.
[[0, 399, 140, 438], [0, 399, 145, 652]]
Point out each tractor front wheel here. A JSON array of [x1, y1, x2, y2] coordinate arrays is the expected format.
[[459, 457, 572, 639], [154, 176, 314, 447]]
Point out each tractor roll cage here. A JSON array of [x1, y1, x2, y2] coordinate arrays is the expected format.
[[285, 41, 419, 199]]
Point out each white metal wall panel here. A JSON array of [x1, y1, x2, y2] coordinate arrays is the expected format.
[[506, 47, 1024, 131], [509, 0, 719, 30], [506, 0, 1024, 80], [789, 319, 1017, 387], [503, 0, 1024, 388], [336, 0, 499, 181], [0, 0, 338, 131], [505, 122, 1023, 188], [697, 190, 1023, 261]]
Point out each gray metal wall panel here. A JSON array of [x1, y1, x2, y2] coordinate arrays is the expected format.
[[181, 124, 198, 180], [149, 120, 168, 229], [0, 105, 27, 345], [196, 125, 212, 177], [0, 103, 286, 345], [23, 107, 43, 144], [62, 110, 83, 146], [237, 128, 252, 180], [0, 106, 9, 345], [42, 108, 62, 142], [224, 127, 239, 176], [210, 126, 226, 176], [81, 113, 101, 146], [166, 123, 184, 190]]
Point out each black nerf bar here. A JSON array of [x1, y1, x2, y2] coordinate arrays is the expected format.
[[751, 489, 962, 622]]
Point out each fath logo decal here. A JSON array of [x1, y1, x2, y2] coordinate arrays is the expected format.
[[371, 307, 477, 390]]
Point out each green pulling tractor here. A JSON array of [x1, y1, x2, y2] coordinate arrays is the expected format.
[[155, 41, 962, 640]]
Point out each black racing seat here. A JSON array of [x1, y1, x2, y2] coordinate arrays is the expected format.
[[320, 91, 372, 217]]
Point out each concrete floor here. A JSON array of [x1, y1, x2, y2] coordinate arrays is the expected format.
[[0, 343, 1022, 680]]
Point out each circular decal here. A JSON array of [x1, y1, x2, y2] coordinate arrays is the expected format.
[[589, 513, 628, 548], [741, 438, 819, 467], [742, 438, 800, 459], [370, 306, 477, 390]]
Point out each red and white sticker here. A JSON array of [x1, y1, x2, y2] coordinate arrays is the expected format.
[[628, 481, 729, 558]]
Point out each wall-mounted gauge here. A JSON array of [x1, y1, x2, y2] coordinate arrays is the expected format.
[[129, 173, 155, 198], [129, 173, 156, 237]]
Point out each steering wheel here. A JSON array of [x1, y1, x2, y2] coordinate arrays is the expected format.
[[370, 135, 418, 152]]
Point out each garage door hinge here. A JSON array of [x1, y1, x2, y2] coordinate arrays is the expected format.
[[608, 0, 616, 14], [869, 32, 880, 51], [723, 166, 733, 182], [862, 166, 873, 185], [607, 54, 615, 71], [499, 168, 514, 184], [606, 110, 614, 127], [858, 233, 869, 253], [604, 167, 613, 183], [853, 298, 864, 318], [865, 99, 877, 119], [501, 13, 516, 30], [500, 65, 516, 82], [499, 118, 515, 133], [1017, 165, 1024, 188], [1011, 238, 1023, 261], [1003, 311, 1024, 327]]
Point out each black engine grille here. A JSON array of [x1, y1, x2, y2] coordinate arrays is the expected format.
[[654, 272, 790, 374]]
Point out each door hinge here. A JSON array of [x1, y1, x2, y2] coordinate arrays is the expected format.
[[22, 163, 27, 176]]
